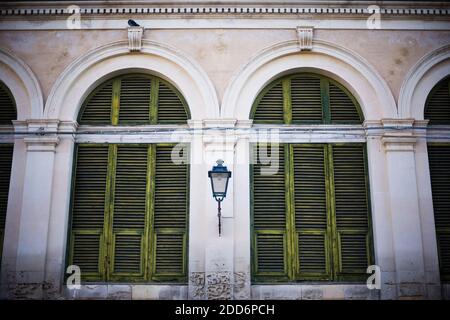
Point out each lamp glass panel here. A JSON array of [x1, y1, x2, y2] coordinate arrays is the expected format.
[[211, 172, 228, 194]]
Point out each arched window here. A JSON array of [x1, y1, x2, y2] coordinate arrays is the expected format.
[[424, 76, 450, 125], [0, 81, 17, 125], [79, 74, 190, 125], [250, 73, 373, 282], [251, 73, 363, 124], [0, 80, 16, 264], [68, 74, 189, 282], [425, 76, 450, 281]]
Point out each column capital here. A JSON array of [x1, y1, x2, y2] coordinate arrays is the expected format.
[[381, 118, 415, 128], [203, 119, 238, 129], [380, 118, 420, 152], [26, 119, 60, 132], [382, 136, 417, 152], [24, 136, 59, 152]]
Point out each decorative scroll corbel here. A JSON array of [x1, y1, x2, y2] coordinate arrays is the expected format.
[[128, 26, 144, 52], [297, 26, 314, 51]]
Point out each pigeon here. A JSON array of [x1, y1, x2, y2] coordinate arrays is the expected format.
[[128, 19, 140, 27]]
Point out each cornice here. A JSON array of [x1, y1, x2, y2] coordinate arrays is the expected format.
[[0, 5, 449, 17]]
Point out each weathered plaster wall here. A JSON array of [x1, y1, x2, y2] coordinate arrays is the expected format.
[[1, 29, 449, 103]]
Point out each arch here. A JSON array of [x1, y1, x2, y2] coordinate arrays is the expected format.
[[250, 72, 364, 124], [399, 44, 450, 119], [78, 73, 190, 125], [424, 76, 450, 125], [44, 40, 219, 121], [0, 48, 43, 119], [222, 40, 397, 121]]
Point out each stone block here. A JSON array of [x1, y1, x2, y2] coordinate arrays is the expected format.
[[107, 285, 132, 300], [301, 286, 323, 300], [67, 284, 107, 300]]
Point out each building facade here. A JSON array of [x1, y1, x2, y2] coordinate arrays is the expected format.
[[0, 0, 450, 300]]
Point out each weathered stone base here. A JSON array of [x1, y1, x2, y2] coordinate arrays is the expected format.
[[442, 283, 450, 300], [1, 283, 189, 300], [251, 285, 381, 300], [3, 282, 450, 299], [64, 285, 188, 300]]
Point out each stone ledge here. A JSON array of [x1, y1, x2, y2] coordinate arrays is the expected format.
[[63, 284, 188, 300], [251, 284, 380, 300]]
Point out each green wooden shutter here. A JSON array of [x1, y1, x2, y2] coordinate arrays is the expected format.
[[70, 143, 189, 283], [252, 82, 284, 124], [329, 83, 362, 123], [79, 81, 113, 124], [251, 74, 363, 125], [157, 81, 189, 124], [70, 145, 109, 280], [251, 143, 373, 283], [292, 145, 331, 280], [331, 145, 372, 280], [152, 145, 188, 280], [252, 144, 288, 280], [0, 144, 13, 265], [118, 76, 152, 124], [109, 145, 150, 280], [291, 76, 323, 123], [425, 78, 450, 125], [0, 82, 17, 125], [428, 145, 450, 280], [78, 75, 190, 126]]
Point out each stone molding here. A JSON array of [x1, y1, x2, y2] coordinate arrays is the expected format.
[[0, 48, 44, 119], [1, 6, 449, 17], [381, 119, 417, 152], [44, 40, 220, 120], [398, 44, 450, 119]]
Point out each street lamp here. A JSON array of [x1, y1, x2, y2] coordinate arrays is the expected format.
[[208, 159, 232, 236]]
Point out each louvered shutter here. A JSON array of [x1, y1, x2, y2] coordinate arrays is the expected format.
[[331, 145, 371, 279], [251, 74, 363, 125], [78, 75, 190, 126], [428, 145, 450, 280], [253, 82, 284, 123], [291, 76, 323, 123], [152, 145, 188, 280], [70, 145, 109, 280], [110, 145, 149, 280], [0, 82, 17, 125], [79, 81, 113, 124], [292, 145, 331, 279], [329, 83, 362, 123], [157, 81, 189, 124], [0, 145, 13, 264], [425, 79, 450, 125], [252, 144, 288, 280], [118, 76, 151, 124]]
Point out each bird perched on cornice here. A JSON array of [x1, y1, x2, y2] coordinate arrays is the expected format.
[[128, 19, 140, 27]]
